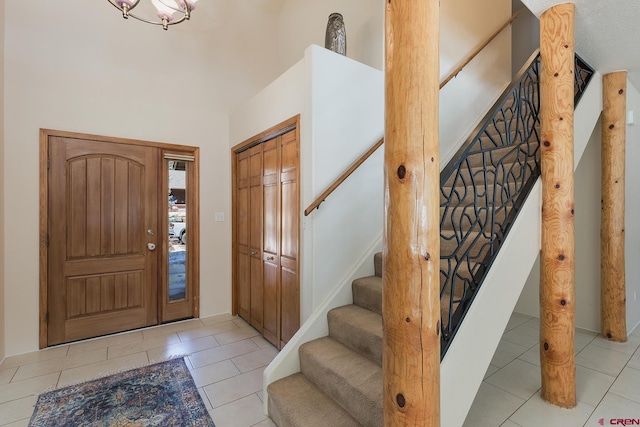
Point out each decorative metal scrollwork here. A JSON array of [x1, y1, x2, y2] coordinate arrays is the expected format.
[[439, 52, 594, 357]]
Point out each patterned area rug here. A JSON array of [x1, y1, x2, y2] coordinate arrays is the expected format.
[[28, 358, 215, 426]]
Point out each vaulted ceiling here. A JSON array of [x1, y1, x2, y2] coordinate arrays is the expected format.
[[521, 0, 640, 89]]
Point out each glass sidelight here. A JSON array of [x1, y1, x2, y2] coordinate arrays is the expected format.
[[162, 151, 198, 322], [168, 159, 187, 301]]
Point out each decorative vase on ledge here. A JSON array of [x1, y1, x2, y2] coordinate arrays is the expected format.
[[325, 13, 347, 56]]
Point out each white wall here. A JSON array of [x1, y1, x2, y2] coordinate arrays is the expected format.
[[2, 1, 281, 356], [516, 77, 640, 334], [276, 0, 384, 73], [512, 0, 540, 75], [439, 0, 512, 163], [0, 0, 5, 362], [623, 81, 640, 332]]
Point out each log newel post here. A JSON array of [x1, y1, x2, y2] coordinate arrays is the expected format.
[[601, 71, 628, 342], [539, 2, 577, 408], [383, 0, 440, 425]]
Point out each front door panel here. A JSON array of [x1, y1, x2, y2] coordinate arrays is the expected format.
[[48, 137, 158, 345]]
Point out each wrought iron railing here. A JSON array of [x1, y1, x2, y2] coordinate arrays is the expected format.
[[439, 50, 595, 356]]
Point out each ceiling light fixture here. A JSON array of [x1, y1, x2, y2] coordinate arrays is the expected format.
[[107, 0, 198, 31]]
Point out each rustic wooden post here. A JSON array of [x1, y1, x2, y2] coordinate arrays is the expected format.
[[601, 71, 628, 342], [383, 0, 440, 425], [539, 2, 576, 408]]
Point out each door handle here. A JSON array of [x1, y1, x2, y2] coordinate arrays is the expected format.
[[147, 243, 156, 251], [251, 251, 257, 256], [266, 256, 275, 261]]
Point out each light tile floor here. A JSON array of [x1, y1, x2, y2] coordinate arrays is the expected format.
[[0, 312, 638, 427], [0, 314, 278, 427], [465, 313, 640, 427]]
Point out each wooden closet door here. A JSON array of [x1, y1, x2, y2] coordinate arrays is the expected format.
[[248, 146, 264, 330], [262, 138, 280, 346], [236, 144, 263, 330], [235, 150, 251, 321], [279, 130, 300, 347]]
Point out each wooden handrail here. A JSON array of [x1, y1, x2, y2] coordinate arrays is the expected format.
[[304, 137, 384, 216], [304, 12, 520, 216], [440, 11, 520, 89]]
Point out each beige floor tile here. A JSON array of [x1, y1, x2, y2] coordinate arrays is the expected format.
[[499, 421, 522, 427], [251, 336, 274, 349], [256, 390, 265, 402], [0, 346, 69, 371], [575, 365, 616, 407], [191, 360, 240, 388], [509, 394, 594, 427], [463, 382, 525, 427], [107, 333, 181, 359], [232, 347, 279, 373], [147, 336, 219, 363], [502, 323, 539, 348], [203, 367, 265, 408], [591, 333, 640, 356], [505, 313, 534, 332], [233, 318, 251, 328], [215, 326, 260, 346], [576, 343, 632, 377], [485, 359, 541, 400], [209, 392, 269, 426], [0, 372, 59, 404], [198, 387, 213, 410], [67, 330, 143, 355], [57, 351, 149, 388], [0, 368, 17, 385], [517, 344, 540, 367], [0, 395, 38, 425], [2, 418, 30, 427], [491, 339, 530, 368], [177, 321, 238, 342], [628, 348, 640, 370], [189, 339, 260, 369], [575, 328, 598, 353], [585, 393, 640, 425], [141, 318, 205, 340], [200, 313, 238, 326], [608, 366, 640, 404], [12, 348, 107, 382], [484, 364, 500, 380], [252, 418, 277, 427]]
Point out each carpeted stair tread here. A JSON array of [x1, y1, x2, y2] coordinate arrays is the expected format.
[[352, 275, 382, 315], [268, 373, 362, 427], [300, 337, 382, 427], [374, 252, 382, 277], [328, 305, 383, 366]]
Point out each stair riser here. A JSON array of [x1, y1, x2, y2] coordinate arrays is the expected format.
[[300, 339, 383, 427], [328, 306, 383, 366]]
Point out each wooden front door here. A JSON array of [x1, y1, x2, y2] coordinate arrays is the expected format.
[[47, 135, 159, 345]]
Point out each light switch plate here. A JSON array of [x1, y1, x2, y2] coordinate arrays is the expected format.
[[215, 212, 224, 222]]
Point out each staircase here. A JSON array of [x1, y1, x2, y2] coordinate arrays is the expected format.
[[266, 52, 596, 426], [268, 253, 383, 426], [267, 142, 533, 427]]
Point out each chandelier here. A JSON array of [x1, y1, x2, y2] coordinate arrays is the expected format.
[[108, 0, 198, 30]]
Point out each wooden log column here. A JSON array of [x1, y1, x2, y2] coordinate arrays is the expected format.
[[383, 0, 440, 425], [539, 2, 576, 408], [601, 71, 628, 342]]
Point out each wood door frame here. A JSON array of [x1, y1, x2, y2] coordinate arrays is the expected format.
[[39, 129, 200, 349], [231, 115, 300, 318]]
